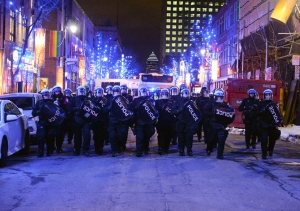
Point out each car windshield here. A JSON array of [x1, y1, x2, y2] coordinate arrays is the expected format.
[[0, 97, 33, 110]]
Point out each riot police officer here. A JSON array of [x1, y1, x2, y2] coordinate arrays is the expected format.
[[68, 86, 91, 156], [132, 87, 157, 157], [84, 84, 93, 98], [170, 86, 180, 145], [105, 85, 113, 104], [91, 87, 109, 155], [63, 88, 74, 144], [32, 89, 56, 157], [108, 85, 132, 157], [204, 88, 234, 159], [196, 87, 210, 143], [51, 85, 65, 153], [155, 89, 176, 155], [175, 89, 198, 156], [257, 89, 282, 159], [239, 88, 259, 149]]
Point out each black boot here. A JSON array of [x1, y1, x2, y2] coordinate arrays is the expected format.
[[179, 148, 185, 156], [37, 149, 44, 158], [187, 148, 193, 157]]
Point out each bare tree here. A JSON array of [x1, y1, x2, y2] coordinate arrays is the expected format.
[[9, 0, 60, 92]]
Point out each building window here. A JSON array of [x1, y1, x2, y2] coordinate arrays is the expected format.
[[173, 1, 177, 5], [197, 2, 201, 5], [215, 2, 219, 6], [184, 43, 188, 47], [190, 32, 194, 35], [209, 2, 213, 6], [191, 14, 194, 17], [173, 13, 177, 17], [167, 7, 171, 11], [166, 37, 170, 41], [185, 8, 189, 11], [215, 8, 219, 12], [9, 10, 16, 42], [172, 43, 176, 47], [203, 14, 207, 18], [197, 8, 201, 12], [191, 8, 195, 11], [166, 25, 170, 29], [172, 31, 176, 35], [179, 7, 183, 11], [190, 20, 194, 23], [184, 31, 188, 35], [167, 13, 171, 17], [166, 19, 171, 23], [178, 32, 182, 36], [191, 2, 195, 5], [178, 25, 182, 29], [172, 37, 176, 41], [166, 49, 170, 53], [178, 43, 182, 47], [167, 1, 171, 5], [185, 1, 189, 5], [173, 7, 177, 11], [179, 1, 183, 5], [203, 8, 207, 12], [178, 37, 182, 41], [172, 19, 177, 23], [178, 49, 182, 52], [172, 25, 177, 29], [197, 14, 201, 17], [178, 19, 182, 23], [209, 8, 213, 12], [166, 43, 170, 47], [166, 31, 170, 35]]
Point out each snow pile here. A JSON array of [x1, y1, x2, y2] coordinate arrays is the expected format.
[[279, 125, 300, 144], [227, 127, 245, 136]]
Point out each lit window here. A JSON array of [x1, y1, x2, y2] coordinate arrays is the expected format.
[[178, 19, 182, 23], [215, 9, 218, 12], [178, 37, 182, 41], [185, 7, 189, 11], [197, 14, 200, 17], [178, 43, 182, 47], [166, 43, 170, 47], [209, 2, 213, 6], [203, 8, 207, 12], [172, 25, 176, 29], [190, 20, 194, 23], [191, 14, 194, 17], [166, 37, 170, 41], [166, 31, 170, 35], [172, 19, 177, 23], [166, 19, 171, 23], [167, 1, 171, 5], [172, 31, 176, 35], [167, 13, 171, 17], [173, 1, 177, 5], [172, 43, 176, 47], [179, 1, 183, 5], [197, 8, 201, 12], [172, 49, 176, 52], [172, 37, 176, 41], [191, 8, 195, 11], [167, 7, 171, 11], [184, 43, 188, 47], [185, 2, 189, 5], [203, 14, 207, 18], [166, 25, 170, 29], [209, 8, 213, 12], [178, 25, 182, 29], [215, 2, 219, 6], [184, 31, 188, 35], [173, 13, 177, 17], [173, 7, 177, 11], [179, 7, 183, 11], [178, 49, 182, 52], [190, 32, 194, 35], [166, 49, 170, 53], [178, 32, 182, 35], [191, 2, 195, 5]]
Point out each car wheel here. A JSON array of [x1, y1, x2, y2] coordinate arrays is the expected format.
[[0, 138, 8, 167], [21, 131, 30, 155]]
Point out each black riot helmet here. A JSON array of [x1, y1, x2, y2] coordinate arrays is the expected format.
[[248, 88, 256, 98], [106, 85, 113, 94], [139, 87, 148, 96], [120, 84, 128, 93], [112, 85, 121, 96], [170, 87, 179, 96], [64, 88, 72, 97], [94, 87, 104, 97], [41, 88, 50, 98], [263, 89, 273, 100], [214, 88, 224, 102], [179, 84, 187, 92], [77, 86, 86, 96], [180, 88, 190, 98], [160, 88, 169, 98]]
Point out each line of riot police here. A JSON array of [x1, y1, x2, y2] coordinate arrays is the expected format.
[[31, 81, 281, 160]]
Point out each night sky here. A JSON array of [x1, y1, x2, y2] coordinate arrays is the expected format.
[[76, 0, 162, 69]]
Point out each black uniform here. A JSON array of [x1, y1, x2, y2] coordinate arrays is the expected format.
[[51, 93, 65, 153], [68, 95, 91, 155], [155, 99, 176, 154], [132, 96, 156, 156], [238, 97, 259, 148], [32, 98, 56, 156], [256, 100, 282, 158], [195, 96, 210, 142], [104, 93, 113, 145], [170, 95, 181, 145], [108, 95, 131, 155], [91, 96, 109, 154], [175, 97, 198, 156], [204, 100, 230, 159], [61, 95, 74, 144]]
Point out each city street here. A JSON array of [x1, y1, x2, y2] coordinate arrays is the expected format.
[[1, 132, 300, 211]]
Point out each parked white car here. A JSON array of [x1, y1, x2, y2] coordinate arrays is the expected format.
[[0, 100, 30, 167], [0, 93, 42, 144]]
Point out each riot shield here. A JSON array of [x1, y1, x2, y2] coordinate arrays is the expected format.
[[137, 99, 159, 125], [79, 100, 100, 122], [40, 101, 66, 126], [213, 103, 236, 125], [111, 95, 134, 121], [179, 100, 202, 125]]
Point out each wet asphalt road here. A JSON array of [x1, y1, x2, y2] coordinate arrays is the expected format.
[[1, 132, 300, 211]]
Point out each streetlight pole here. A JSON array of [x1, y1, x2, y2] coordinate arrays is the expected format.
[[61, 0, 65, 89]]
